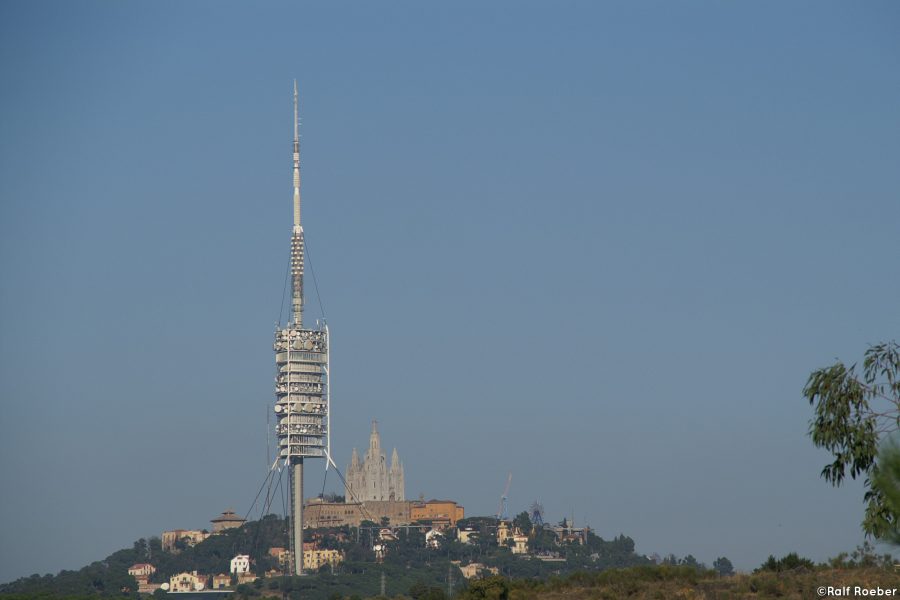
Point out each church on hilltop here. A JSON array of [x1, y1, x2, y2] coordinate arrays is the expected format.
[[345, 421, 405, 502]]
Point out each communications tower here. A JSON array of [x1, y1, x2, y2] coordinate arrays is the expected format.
[[273, 81, 330, 576]]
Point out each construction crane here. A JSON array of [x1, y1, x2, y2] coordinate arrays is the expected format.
[[497, 472, 512, 521]]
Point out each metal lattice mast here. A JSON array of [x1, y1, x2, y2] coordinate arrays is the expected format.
[[274, 80, 329, 576]]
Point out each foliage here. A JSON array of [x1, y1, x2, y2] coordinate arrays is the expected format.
[[489, 562, 900, 600], [458, 576, 509, 600], [526, 526, 557, 554], [583, 533, 647, 569], [756, 552, 815, 573], [232, 561, 453, 600], [0, 513, 675, 599], [146, 513, 289, 580], [456, 517, 499, 529], [0, 544, 142, 598], [678, 554, 706, 570], [827, 542, 894, 569], [512, 512, 532, 535], [873, 439, 900, 545], [712, 556, 734, 576], [803, 341, 900, 537], [408, 580, 447, 600]]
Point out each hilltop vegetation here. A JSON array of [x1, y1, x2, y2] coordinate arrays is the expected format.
[[5, 515, 892, 600], [456, 564, 900, 600], [0, 514, 653, 599]]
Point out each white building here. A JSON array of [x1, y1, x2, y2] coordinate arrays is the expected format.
[[458, 526, 479, 544], [230, 554, 250, 574], [425, 528, 443, 549]]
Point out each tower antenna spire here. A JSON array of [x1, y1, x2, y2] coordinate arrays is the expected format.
[[290, 79, 304, 325], [293, 79, 299, 147]]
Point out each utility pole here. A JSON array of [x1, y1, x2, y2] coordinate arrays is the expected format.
[[380, 570, 386, 597], [447, 563, 453, 598]]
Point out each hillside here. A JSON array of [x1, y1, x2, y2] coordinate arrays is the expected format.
[[0, 514, 654, 598], [12, 514, 888, 600]]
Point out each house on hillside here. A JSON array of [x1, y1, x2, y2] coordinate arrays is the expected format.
[[212, 574, 231, 589], [127, 563, 156, 579], [169, 571, 205, 592], [230, 554, 250, 574]]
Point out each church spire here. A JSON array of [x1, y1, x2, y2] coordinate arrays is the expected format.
[[391, 448, 400, 471], [346, 423, 405, 502], [370, 420, 380, 451]]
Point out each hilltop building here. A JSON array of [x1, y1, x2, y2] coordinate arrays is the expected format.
[[161, 529, 210, 552], [345, 421, 405, 502], [497, 521, 511, 545], [305, 497, 411, 528], [497, 521, 529, 554], [551, 519, 591, 544], [160, 508, 243, 552], [303, 497, 463, 528], [410, 499, 465, 527], [211, 509, 246, 533]]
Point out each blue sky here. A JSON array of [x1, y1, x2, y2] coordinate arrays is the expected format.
[[1, 0, 899, 582]]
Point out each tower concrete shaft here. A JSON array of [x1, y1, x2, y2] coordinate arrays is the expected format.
[[274, 81, 329, 576], [291, 461, 303, 574]]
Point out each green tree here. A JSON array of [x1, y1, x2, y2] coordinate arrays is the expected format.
[[873, 440, 900, 545], [713, 556, 734, 576], [679, 555, 705, 570], [756, 552, 815, 573], [803, 341, 900, 537], [461, 576, 509, 600], [512, 511, 531, 535], [409, 580, 447, 600]]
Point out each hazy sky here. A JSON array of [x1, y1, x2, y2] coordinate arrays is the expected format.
[[1, 0, 899, 583]]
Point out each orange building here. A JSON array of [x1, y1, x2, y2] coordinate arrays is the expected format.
[[410, 499, 464, 527]]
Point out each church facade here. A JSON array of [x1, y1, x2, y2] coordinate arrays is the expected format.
[[345, 421, 405, 502]]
